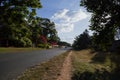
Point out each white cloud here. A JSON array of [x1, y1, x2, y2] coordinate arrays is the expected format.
[[51, 9, 89, 33], [68, 9, 88, 22], [56, 23, 74, 33], [51, 9, 69, 20]]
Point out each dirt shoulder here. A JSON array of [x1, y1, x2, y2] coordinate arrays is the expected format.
[[57, 51, 72, 80], [17, 51, 71, 80]]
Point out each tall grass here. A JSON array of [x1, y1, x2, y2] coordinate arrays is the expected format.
[[0, 47, 42, 53], [71, 49, 117, 80]]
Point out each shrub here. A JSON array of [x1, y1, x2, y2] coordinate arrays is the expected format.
[[46, 44, 51, 49], [19, 38, 26, 47], [37, 44, 51, 49], [72, 69, 111, 80], [14, 37, 32, 47], [13, 38, 26, 47], [22, 37, 32, 47], [37, 44, 46, 48]]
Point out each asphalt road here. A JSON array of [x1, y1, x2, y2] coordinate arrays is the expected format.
[[0, 48, 68, 80]]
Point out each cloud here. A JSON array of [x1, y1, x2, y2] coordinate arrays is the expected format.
[[51, 9, 69, 20], [51, 9, 89, 33], [56, 23, 74, 33]]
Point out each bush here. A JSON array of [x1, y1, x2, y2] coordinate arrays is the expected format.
[[37, 44, 51, 49], [72, 69, 111, 80], [19, 38, 26, 47], [13, 37, 32, 47], [13, 38, 26, 47], [72, 30, 91, 50], [46, 44, 51, 49], [37, 44, 46, 48], [22, 37, 32, 47]]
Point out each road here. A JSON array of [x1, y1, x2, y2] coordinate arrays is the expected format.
[[0, 48, 68, 80]]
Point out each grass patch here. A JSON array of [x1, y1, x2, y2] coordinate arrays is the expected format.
[[17, 51, 70, 80], [71, 49, 113, 80], [0, 47, 42, 53]]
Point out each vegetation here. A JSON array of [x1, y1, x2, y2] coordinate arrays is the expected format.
[[0, 48, 42, 53], [0, 0, 41, 47], [71, 49, 120, 80], [80, 0, 120, 51], [0, 0, 120, 79], [17, 51, 70, 80], [58, 41, 71, 47], [71, 1, 120, 79], [72, 29, 91, 50], [0, 0, 59, 48]]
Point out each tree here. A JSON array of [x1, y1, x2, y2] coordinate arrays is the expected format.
[[0, 0, 42, 47], [27, 17, 59, 47], [72, 30, 91, 50], [58, 41, 71, 47], [80, 0, 120, 51], [28, 17, 42, 46], [39, 18, 59, 44]]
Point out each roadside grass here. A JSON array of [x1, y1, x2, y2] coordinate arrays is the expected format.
[[17, 51, 70, 80], [0, 47, 42, 53], [71, 49, 113, 80]]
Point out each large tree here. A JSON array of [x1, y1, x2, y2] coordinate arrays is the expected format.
[[72, 30, 91, 50], [28, 17, 59, 46], [28, 17, 42, 46], [39, 18, 59, 44], [80, 0, 120, 50], [0, 0, 42, 47]]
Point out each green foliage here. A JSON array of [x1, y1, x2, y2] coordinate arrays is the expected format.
[[0, 0, 42, 47], [72, 30, 91, 50], [72, 53, 120, 80], [72, 69, 111, 80], [80, 0, 120, 51], [72, 50, 120, 80], [37, 44, 46, 48], [14, 37, 32, 47], [37, 44, 50, 48], [46, 44, 51, 48], [91, 33, 113, 51], [19, 38, 27, 47], [29, 17, 59, 47], [23, 37, 32, 47], [0, 1, 60, 47], [57, 41, 71, 47], [39, 18, 59, 43]]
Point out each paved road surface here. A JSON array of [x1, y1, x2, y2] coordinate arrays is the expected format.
[[0, 48, 68, 80]]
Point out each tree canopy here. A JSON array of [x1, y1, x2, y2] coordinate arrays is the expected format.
[[58, 41, 71, 47], [72, 30, 91, 50], [80, 0, 120, 51], [0, 0, 59, 48]]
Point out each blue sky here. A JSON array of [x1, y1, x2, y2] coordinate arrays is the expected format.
[[36, 0, 91, 44]]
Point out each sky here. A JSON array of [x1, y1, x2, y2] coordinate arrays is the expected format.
[[36, 0, 92, 44]]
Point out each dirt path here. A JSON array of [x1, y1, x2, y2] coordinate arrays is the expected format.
[[57, 51, 72, 80]]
